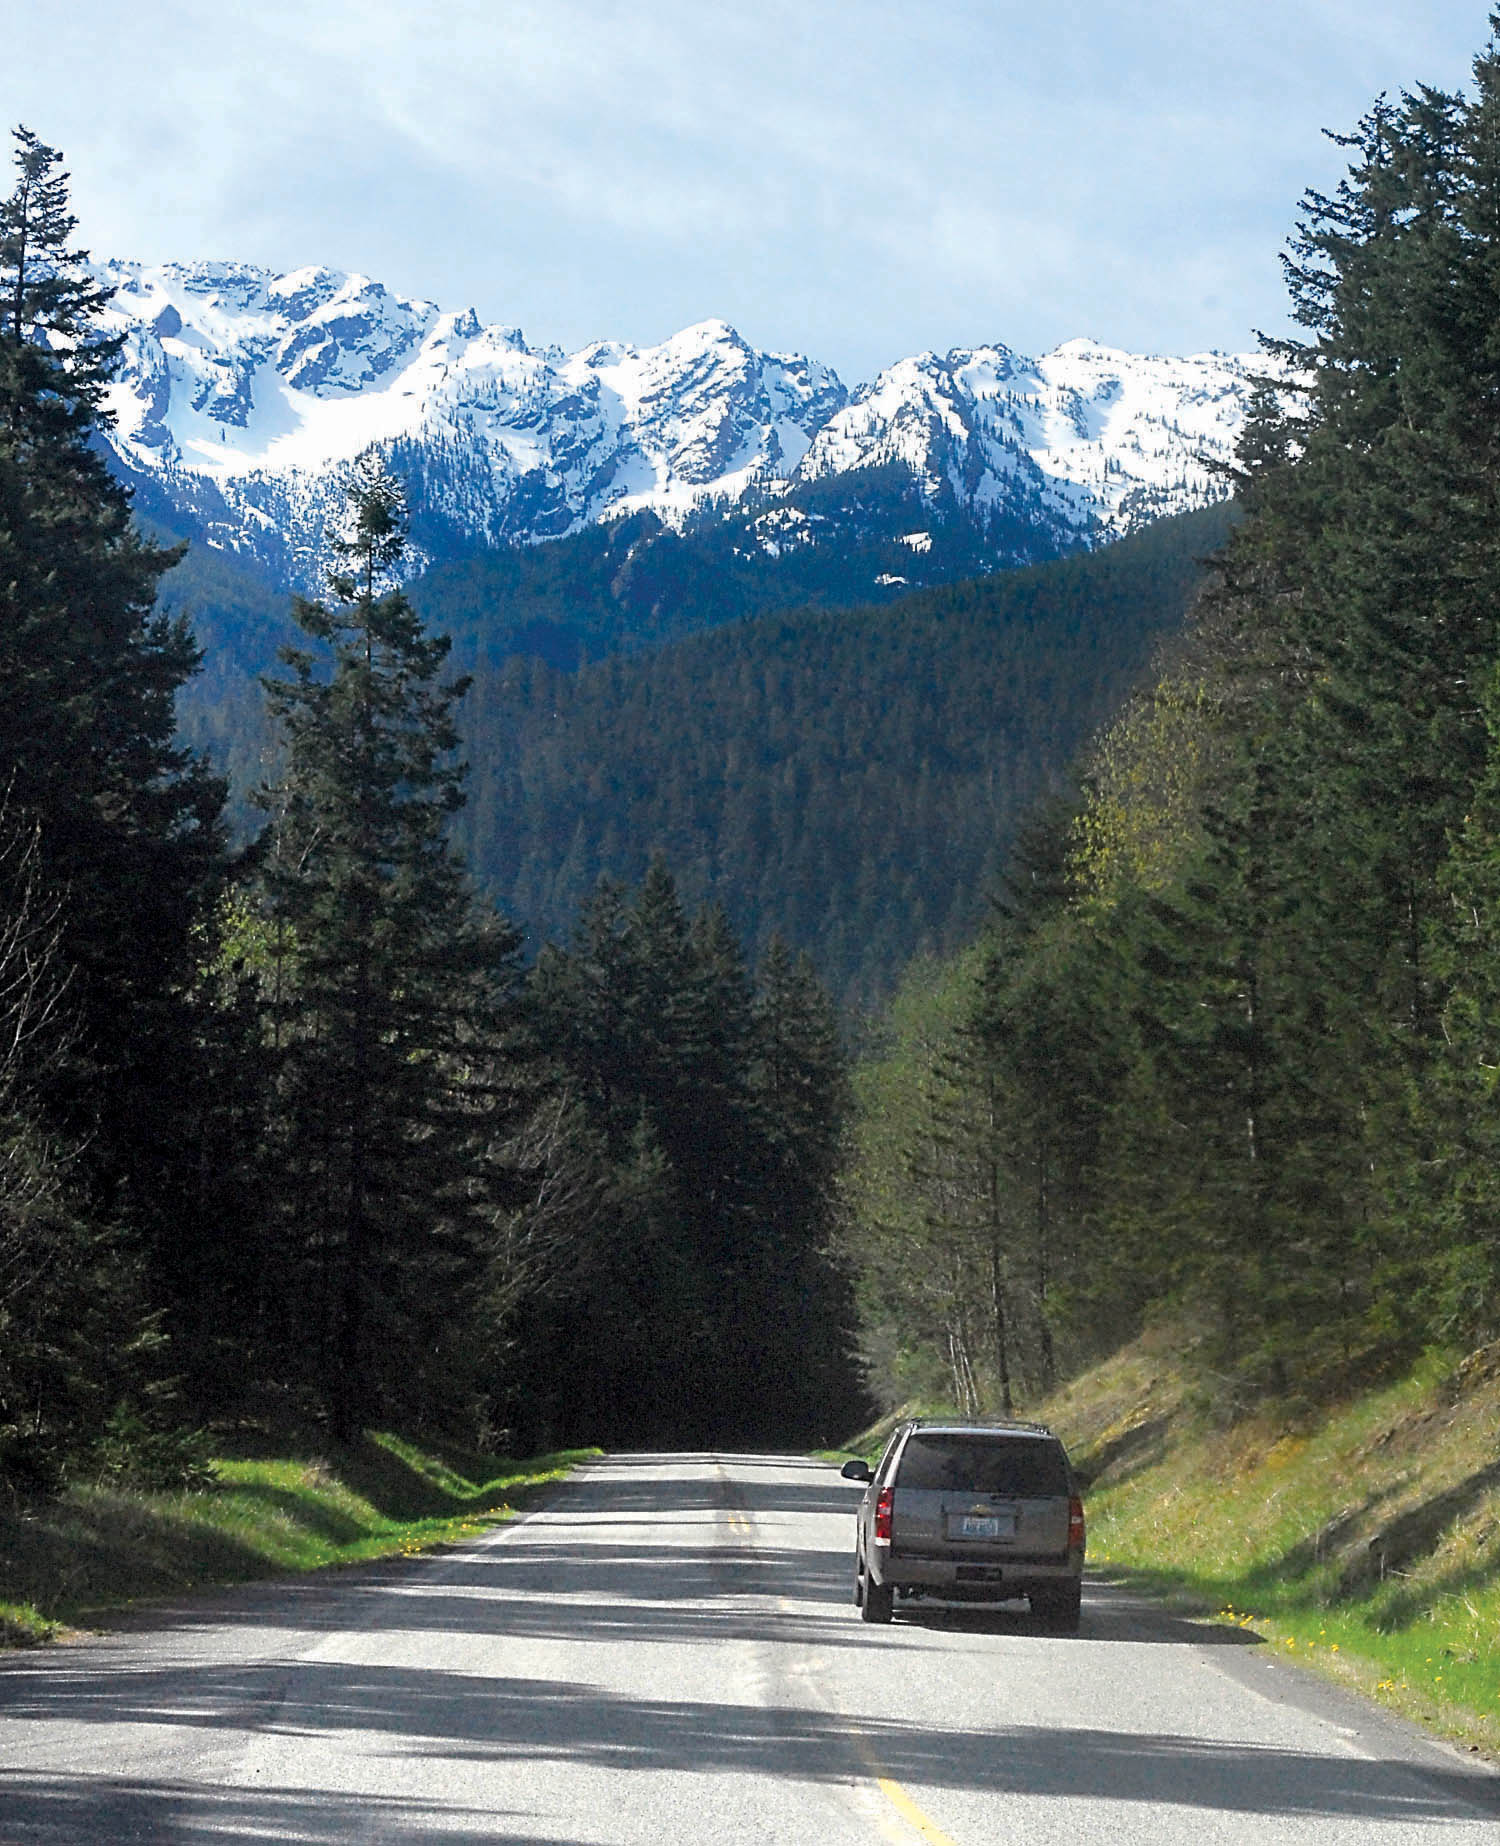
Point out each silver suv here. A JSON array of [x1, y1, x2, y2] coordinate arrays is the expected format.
[[842, 1420, 1085, 1630]]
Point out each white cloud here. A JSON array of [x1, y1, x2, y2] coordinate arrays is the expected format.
[[0, 0, 1487, 377]]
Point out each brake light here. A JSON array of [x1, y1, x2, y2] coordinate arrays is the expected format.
[[874, 1486, 894, 1542], [1068, 1495, 1085, 1549]]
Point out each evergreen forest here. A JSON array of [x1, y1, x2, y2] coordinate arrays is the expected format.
[[11, 14, 1500, 1495], [157, 467, 1225, 1009], [843, 30, 1500, 1417], [450, 503, 1228, 1008]]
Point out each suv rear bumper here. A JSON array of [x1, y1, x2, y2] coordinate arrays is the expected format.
[[870, 1548, 1083, 1599]]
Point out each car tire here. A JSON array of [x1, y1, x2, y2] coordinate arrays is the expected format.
[[860, 1572, 894, 1624], [853, 1550, 865, 1606], [1033, 1584, 1082, 1632]]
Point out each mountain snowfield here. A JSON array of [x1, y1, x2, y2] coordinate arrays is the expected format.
[[98, 258, 1259, 588]]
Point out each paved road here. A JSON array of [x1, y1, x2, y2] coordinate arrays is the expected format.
[[0, 1452, 1496, 1843]]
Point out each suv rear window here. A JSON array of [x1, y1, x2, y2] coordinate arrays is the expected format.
[[896, 1434, 1069, 1496]]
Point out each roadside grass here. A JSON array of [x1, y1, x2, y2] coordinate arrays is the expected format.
[[0, 1433, 597, 1643], [0, 1600, 62, 1647], [1042, 1331, 1500, 1757]]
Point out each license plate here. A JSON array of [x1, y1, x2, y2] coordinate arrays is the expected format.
[[952, 1514, 1012, 1540]]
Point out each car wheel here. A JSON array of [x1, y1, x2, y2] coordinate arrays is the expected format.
[[853, 1549, 865, 1606], [860, 1572, 894, 1624], [1033, 1584, 1081, 1632]]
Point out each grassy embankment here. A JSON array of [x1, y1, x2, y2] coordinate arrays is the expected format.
[[1046, 1331, 1500, 1754], [0, 1433, 596, 1648], [840, 1333, 1500, 1756]]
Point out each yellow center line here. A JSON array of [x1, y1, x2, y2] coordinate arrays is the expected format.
[[843, 1725, 962, 1846], [873, 1774, 962, 1846], [746, 1505, 959, 1846]]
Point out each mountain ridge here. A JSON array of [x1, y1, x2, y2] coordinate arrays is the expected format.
[[97, 257, 1257, 593]]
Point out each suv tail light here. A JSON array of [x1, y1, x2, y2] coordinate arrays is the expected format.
[[874, 1485, 894, 1542], [1068, 1496, 1085, 1549]]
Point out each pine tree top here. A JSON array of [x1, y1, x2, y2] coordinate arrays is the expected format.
[[0, 126, 122, 439]]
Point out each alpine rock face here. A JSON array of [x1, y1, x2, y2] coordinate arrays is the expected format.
[[796, 340, 1250, 537], [98, 258, 1259, 590]]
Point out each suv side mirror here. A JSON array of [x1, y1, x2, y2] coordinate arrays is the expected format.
[[840, 1458, 873, 1483]]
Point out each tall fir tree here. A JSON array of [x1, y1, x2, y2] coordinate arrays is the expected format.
[[257, 455, 524, 1437], [0, 128, 224, 1432], [0, 128, 222, 1013], [1166, 46, 1500, 1372]]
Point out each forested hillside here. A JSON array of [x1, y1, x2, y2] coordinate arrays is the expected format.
[[843, 33, 1500, 1423], [163, 470, 1229, 1007], [159, 457, 1057, 705], [454, 502, 1231, 1006]]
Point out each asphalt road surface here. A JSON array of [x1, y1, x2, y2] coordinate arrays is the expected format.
[[1, 1452, 1497, 1843]]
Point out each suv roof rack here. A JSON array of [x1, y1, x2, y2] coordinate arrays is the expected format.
[[905, 1416, 1055, 1435]]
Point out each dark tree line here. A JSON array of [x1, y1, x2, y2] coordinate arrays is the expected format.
[[0, 126, 225, 1479], [510, 868, 860, 1449], [846, 23, 1500, 1416], [0, 130, 862, 1486]]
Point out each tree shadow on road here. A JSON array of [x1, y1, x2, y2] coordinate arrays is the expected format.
[[0, 1772, 567, 1846], [1, 1662, 1496, 1834]]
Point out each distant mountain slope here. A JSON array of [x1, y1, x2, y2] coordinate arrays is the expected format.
[[452, 502, 1236, 1005], [404, 462, 1082, 669], [99, 258, 1255, 608]]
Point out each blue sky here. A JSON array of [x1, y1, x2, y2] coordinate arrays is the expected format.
[[5, 2, 1492, 380]]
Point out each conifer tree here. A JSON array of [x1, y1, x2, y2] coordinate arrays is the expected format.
[[258, 455, 523, 1437], [1421, 658, 1500, 1340], [0, 129, 118, 425], [1161, 49, 1500, 1373], [0, 125, 223, 1292], [0, 126, 216, 894]]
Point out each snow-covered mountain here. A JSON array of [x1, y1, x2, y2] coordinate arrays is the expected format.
[[98, 258, 1258, 589], [796, 340, 1249, 536]]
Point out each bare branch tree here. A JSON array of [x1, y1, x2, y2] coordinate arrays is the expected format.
[[0, 791, 76, 1310], [485, 1087, 607, 1325]]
